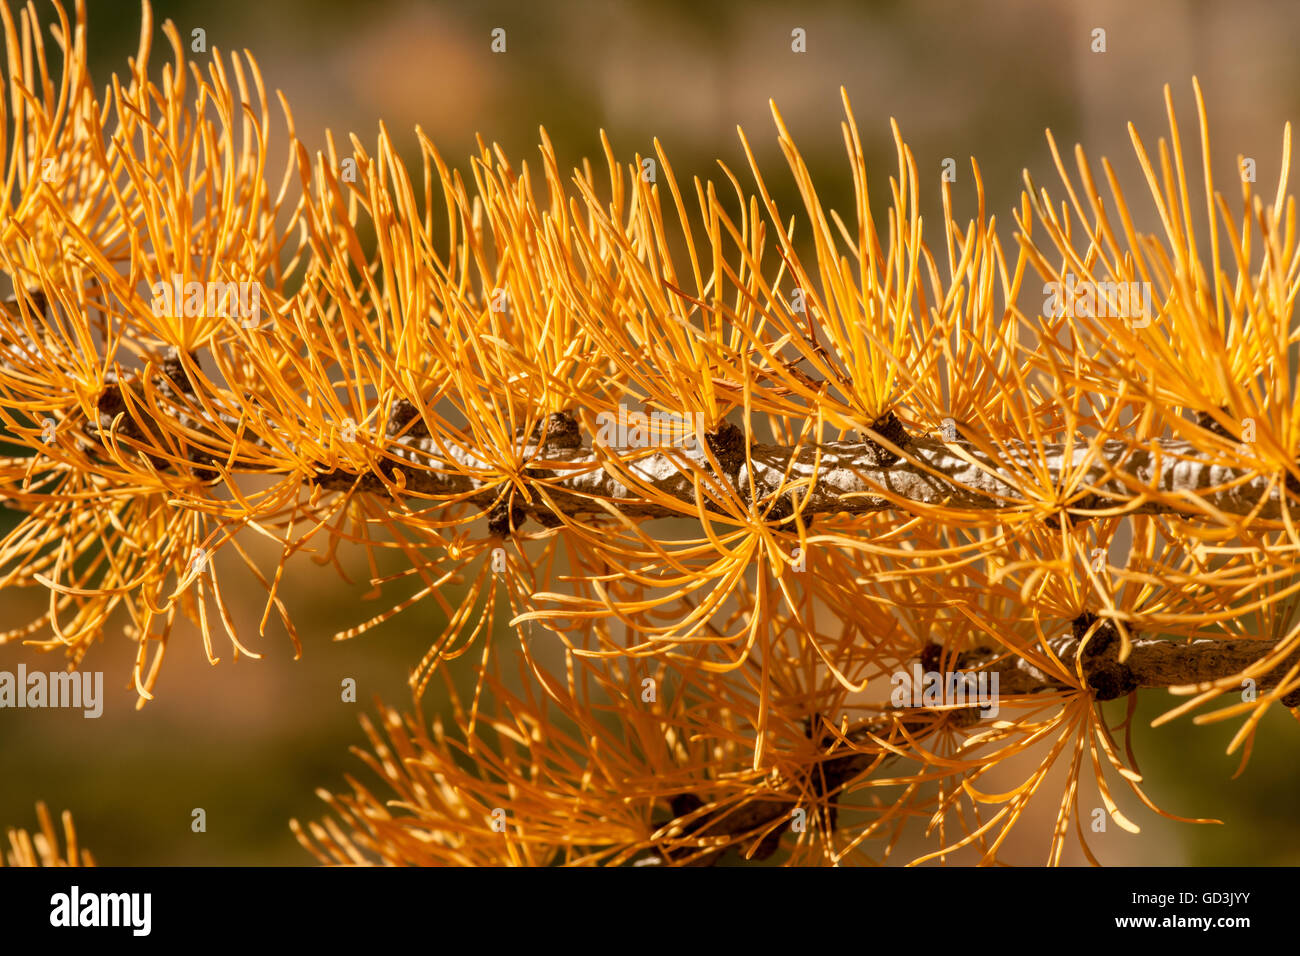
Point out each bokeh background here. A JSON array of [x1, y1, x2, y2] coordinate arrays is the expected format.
[[3, 0, 1300, 865]]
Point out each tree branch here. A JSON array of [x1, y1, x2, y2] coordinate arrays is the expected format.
[[648, 631, 1299, 865], [320, 414, 1293, 524], [3, 339, 1286, 523]]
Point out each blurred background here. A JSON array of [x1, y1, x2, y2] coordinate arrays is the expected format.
[[3, 0, 1300, 865]]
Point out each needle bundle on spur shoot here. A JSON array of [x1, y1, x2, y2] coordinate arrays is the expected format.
[[3, 2, 1300, 866]]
